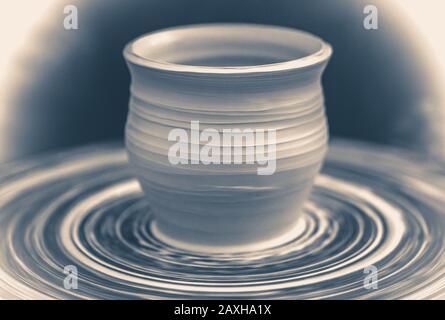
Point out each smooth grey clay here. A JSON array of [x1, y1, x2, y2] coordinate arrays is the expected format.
[[124, 24, 332, 252]]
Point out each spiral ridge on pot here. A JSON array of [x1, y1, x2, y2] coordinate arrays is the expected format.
[[124, 24, 332, 249]]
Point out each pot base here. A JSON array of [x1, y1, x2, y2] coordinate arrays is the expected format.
[[151, 217, 306, 254]]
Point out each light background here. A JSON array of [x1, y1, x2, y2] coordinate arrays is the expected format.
[[0, 0, 444, 160]]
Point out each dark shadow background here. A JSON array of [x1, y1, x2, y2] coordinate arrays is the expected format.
[[3, 0, 444, 162]]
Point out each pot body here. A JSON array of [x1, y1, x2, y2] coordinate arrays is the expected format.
[[124, 24, 332, 251]]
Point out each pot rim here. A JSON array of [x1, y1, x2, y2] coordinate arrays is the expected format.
[[123, 23, 332, 75]]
